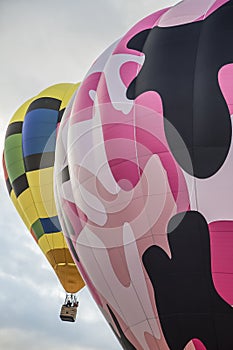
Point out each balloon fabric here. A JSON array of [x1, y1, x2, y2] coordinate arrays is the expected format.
[[54, 0, 233, 349]]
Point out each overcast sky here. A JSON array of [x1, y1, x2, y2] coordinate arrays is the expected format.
[[0, 1, 179, 349]]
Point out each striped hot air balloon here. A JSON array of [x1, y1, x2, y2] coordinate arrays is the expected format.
[[3, 83, 85, 313]]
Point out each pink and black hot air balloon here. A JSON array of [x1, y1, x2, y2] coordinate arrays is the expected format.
[[54, 1, 233, 349]]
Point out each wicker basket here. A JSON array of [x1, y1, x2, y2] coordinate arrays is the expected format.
[[60, 305, 77, 322]]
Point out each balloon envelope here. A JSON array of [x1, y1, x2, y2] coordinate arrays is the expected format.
[[4, 83, 85, 294], [55, 1, 233, 349]]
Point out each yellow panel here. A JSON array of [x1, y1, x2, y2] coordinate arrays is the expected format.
[[24, 186, 49, 218], [38, 232, 66, 254], [10, 190, 31, 230], [29, 199, 56, 218], [39, 167, 54, 186], [26, 169, 39, 186], [40, 182, 56, 214], [60, 83, 80, 110], [36, 199, 57, 218], [38, 82, 79, 110], [38, 83, 70, 99], [26, 168, 57, 217], [37, 184, 56, 217], [39, 83, 77, 102], [27, 187, 44, 203], [49, 232, 66, 249], [10, 97, 34, 123], [27, 167, 53, 185], [32, 199, 48, 218], [17, 187, 35, 210], [17, 188, 38, 226], [23, 205, 39, 227], [38, 234, 51, 255]]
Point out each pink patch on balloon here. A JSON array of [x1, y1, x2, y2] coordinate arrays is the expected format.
[[192, 339, 207, 350], [218, 64, 233, 115], [209, 221, 233, 305]]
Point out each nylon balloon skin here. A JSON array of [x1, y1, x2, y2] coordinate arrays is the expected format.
[[55, 1, 233, 349], [3, 83, 85, 294]]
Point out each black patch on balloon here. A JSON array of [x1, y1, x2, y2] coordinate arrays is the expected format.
[[5, 122, 23, 138], [5, 178, 12, 195], [27, 97, 61, 113], [57, 108, 65, 123], [143, 211, 233, 350], [24, 152, 55, 171], [12, 173, 29, 197], [61, 165, 70, 183], [127, 1, 233, 178], [66, 236, 80, 262]]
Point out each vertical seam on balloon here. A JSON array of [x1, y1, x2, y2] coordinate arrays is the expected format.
[[191, 18, 213, 349], [192, 20, 202, 213], [133, 29, 163, 350], [131, 29, 161, 312], [133, 55, 143, 188], [193, 17, 219, 346], [130, 24, 152, 185], [128, 19, 166, 350]]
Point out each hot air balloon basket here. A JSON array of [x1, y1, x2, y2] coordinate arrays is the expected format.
[[60, 305, 77, 322]]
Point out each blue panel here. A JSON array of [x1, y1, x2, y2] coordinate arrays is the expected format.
[[23, 137, 56, 155], [22, 108, 58, 157], [40, 216, 62, 234]]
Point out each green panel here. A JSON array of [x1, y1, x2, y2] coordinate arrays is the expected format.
[[5, 147, 24, 168], [31, 219, 44, 240], [4, 134, 25, 182], [7, 162, 25, 184], [4, 133, 22, 151]]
